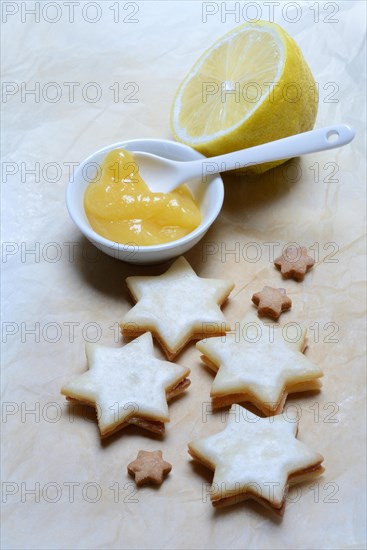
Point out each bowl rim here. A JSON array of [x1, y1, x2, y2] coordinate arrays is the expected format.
[[66, 138, 224, 253]]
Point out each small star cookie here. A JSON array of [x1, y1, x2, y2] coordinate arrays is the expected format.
[[274, 246, 315, 281], [188, 404, 324, 515], [196, 314, 323, 415], [121, 256, 234, 359], [128, 450, 172, 486], [61, 332, 190, 438], [252, 286, 292, 320]]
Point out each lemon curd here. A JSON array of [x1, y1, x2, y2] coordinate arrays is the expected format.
[[84, 149, 201, 246]]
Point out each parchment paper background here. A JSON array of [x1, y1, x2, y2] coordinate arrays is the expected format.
[[1, 1, 366, 548]]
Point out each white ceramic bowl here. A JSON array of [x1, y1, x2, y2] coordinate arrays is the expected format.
[[66, 139, 224, 264]]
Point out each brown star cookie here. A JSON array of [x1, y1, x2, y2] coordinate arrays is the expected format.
[[128, 450, 172, 486], [252, 286, 292, 320], [274, 246, 315, 281]]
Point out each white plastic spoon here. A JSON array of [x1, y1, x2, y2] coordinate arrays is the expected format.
[[131, 124, 355, 193]]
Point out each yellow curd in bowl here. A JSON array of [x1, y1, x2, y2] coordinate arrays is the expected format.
[[84, 149, 201, 246]]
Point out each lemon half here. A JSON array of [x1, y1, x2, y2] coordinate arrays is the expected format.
[[170, 21, 318, 174]]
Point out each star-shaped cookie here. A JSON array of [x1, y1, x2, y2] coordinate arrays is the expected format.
[[274, 246, 315, 281], [128, 450, 172, 486], [188, 404, 324, 514], [121, 256, 234, 359], [196, 314, 323, 415], [252, 286, 292, 320], [61, 332, 190, 438]]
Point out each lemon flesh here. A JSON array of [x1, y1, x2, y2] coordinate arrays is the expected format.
[[171, 21, 318, 174]]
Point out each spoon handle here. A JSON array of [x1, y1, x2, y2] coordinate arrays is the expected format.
[[194, 124, 355, 178]]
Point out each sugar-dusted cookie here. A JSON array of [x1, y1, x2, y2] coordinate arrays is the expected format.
[[121, 256, 234, 359], [188, 404, 324, 515], [252, 286, 292, 320], [61, 332, 190, 438], [128, 450, 172, 486], [196, 314, 323, 415], [274, 245, 314, 281]]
